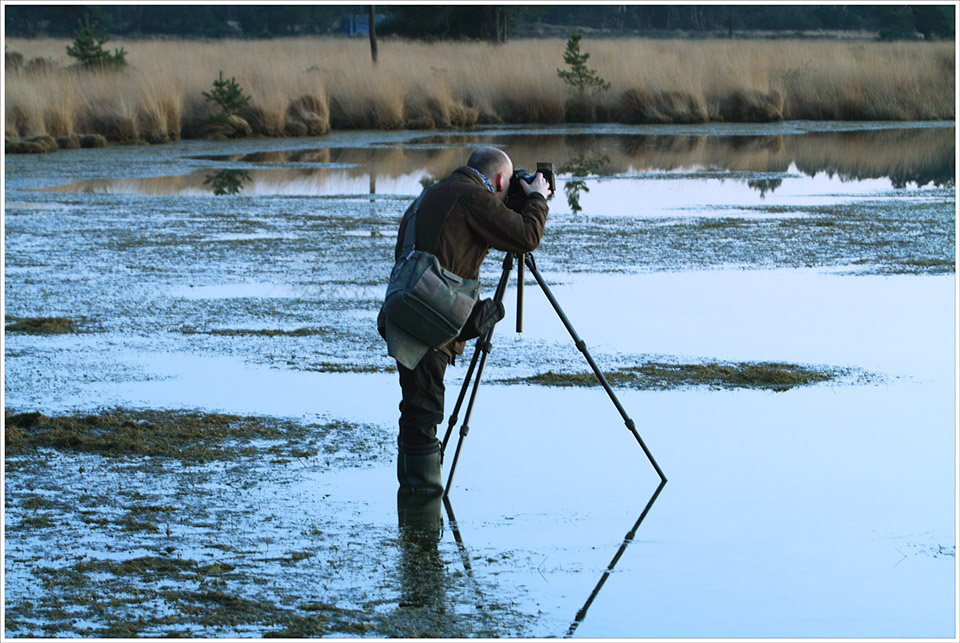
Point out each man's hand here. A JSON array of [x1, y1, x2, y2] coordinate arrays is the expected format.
[[521, 172, 551, 198]]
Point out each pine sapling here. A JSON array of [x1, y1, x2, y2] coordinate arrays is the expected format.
[[202, 71, 251, 126], [66, 14, 127, 70], [556, 29, 611, 101]]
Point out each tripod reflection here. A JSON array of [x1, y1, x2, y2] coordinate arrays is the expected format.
[[566, 478, 667, 637], [413, 484, 666, 637]]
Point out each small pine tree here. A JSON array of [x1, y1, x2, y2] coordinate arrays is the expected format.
[[202, 71, 252, 125], [66, 14, 127, 70], [556, 29, 611, 99]]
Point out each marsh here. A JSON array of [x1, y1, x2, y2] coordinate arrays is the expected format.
[[3, 122, 955, 637]]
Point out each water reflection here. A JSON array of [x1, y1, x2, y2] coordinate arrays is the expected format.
[[747, 177, 783, 197], [566, 478, 666, 637], [419, 481, 666, 638], [202, 169, 252, 195], [395, 491, 448, 632], [36, 126, 953, 199], [558, 153, 611, 214]]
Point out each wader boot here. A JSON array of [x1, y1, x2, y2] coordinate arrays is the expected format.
[[397, 438, 443, 495], [397, 488, 443, 532]]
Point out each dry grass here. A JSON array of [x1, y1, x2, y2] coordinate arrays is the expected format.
[[4, 37, 954, 143]]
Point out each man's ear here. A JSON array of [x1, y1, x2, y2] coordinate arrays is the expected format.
[[495, 172, 504, 192]]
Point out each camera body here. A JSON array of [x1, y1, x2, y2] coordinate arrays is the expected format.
[[505, 162, 556, 213]]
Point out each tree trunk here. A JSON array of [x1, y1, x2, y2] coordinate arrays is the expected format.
[[488, 6, 506, 43], [368, 6, 378, 64]]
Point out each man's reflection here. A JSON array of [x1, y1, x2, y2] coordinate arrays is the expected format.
[[394, 490, 449, 634]]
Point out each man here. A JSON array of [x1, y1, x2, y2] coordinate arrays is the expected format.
[[380, 146, 551, 494]]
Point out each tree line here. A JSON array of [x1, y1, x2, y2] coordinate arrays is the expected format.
[[5, 4, 954, 41]]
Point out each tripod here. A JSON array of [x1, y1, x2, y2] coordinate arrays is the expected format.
[[440, 252, 667, 498]]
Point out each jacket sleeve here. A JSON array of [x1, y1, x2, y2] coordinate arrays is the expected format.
[[461, 190, 548, 254]]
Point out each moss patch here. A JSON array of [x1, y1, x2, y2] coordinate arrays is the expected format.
[[503, 360, 852, 392], [5, 316, 76, 334], [3, 408, 313, 461], [303, 362, 395, 374], [179, 327, 327, 337]]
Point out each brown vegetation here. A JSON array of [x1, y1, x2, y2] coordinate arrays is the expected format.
[[5, 316, 77, 334], [4, 37, 954, 150]]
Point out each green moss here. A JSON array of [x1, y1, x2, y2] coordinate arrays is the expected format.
[[5, 316, 76, 334], [179, 327, 327, 337], [111, 556, 198, 577], [2, 408, 314, 461], [199, 563, 236, 575], [23, 496, 56, 510], [303, 362, 394, 374], [20, 515, 55, 529], [281, 551, 314, 566], [504, 360, 849, 392]]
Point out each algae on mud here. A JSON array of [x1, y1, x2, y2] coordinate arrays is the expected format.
[[5, 316, 77, 334], [3, 408, 319, 461], [178, 326, 329, 337], [501, 360, 858, 392]]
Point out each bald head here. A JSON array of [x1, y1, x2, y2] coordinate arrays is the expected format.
[[467, 146, 512, 184]]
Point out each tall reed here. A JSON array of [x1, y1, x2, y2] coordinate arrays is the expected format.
[[4, 37, 954, 143]]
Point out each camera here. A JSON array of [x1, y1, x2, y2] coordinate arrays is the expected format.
[[505, 162, 556, 213]]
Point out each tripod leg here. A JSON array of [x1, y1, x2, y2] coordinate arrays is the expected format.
[[524, 254, 667, 483], [442, 253, 519, 496], [440, 339, 481, 459], [440, 253, 514, 460], [443, 326, 496, 497]]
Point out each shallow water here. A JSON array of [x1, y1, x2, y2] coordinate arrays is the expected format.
[[4, 122, 956, 637]]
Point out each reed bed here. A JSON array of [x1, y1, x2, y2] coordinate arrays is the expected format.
[[5, 37, 954, 146]]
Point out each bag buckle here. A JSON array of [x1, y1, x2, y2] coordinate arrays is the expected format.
[[390, 249, 417, 281]]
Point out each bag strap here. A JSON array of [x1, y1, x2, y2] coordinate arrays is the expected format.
[[400, 190, 427, 257], [391, 190, 427, 282]]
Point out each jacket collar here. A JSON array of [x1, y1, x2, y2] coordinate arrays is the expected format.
[[458, 166, 496, 194]]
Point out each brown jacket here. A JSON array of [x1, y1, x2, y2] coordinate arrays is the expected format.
[[392, 166, 549, 358]]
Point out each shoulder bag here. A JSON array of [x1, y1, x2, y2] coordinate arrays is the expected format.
[[382, 192, 480, 348]]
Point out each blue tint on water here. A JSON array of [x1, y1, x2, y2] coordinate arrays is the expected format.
[[4, 122, 955, 638]]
